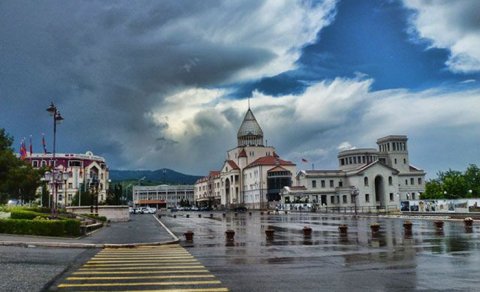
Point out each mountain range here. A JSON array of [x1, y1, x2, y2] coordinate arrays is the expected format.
[[109, 169, 202, 185]]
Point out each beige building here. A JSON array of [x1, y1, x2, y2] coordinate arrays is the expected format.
[[282, 135, 426, 211], [27, 151, 109, 206], [195, 107, 296, 209]]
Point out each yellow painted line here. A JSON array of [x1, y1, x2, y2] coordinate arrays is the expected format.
[[95, 252, 191, 256], [81, 288, 229, 292], [73, 270, 209, 275], [57, 280, 221, 288], [78, 265, 204, 271], [83, 261, 199, 267], [67, 274, 215, 280], [88, 257, 194, 263]]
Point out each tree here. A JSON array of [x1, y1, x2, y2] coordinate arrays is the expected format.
[[464, 164, 480, 197], [423, 179, 443, 199], [71, 189, 94, 206], [0, 128, 43, 203], [106, 184, 123, 205]]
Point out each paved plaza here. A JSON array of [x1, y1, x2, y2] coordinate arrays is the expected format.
[[163, 211, 480, 291]]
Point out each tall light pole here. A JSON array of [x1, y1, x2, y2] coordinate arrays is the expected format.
[[46, 102, 64, 217], [351, 187, 359, 216]]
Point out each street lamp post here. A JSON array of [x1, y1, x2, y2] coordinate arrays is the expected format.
[[46, 102, 64, 217], [89, 176, 99, 214], [351, 187, 359, 216]]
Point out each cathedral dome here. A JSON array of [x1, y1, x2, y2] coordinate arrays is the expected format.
[[237, 108, 264, 147]]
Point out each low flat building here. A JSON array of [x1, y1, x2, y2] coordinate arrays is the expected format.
[[133, 184, 194, 209]]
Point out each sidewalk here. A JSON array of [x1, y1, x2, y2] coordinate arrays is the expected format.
[[0, 214, 178, 248]]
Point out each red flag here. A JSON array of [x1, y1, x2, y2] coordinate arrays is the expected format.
[[42, 133, 47, 154], [302, 158, 308, 163], [20, 139, 27, 160]]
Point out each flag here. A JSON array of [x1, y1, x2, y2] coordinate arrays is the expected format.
[[20, 138, 27, 160], [29, 135, 33, 156], [301, 158, 308, 163], [42, 133, 47, 154]]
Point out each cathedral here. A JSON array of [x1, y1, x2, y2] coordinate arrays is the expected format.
[[194, 107, 296, 209]]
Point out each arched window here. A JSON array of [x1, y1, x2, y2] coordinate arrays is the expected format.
[[388, 176, 393, 185], [364, 177, 369, 186]]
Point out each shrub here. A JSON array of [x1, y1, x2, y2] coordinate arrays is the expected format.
[[81, 214, 107, 222], [10, 210, 48, 220], [63, 219, 81, 236], [0, 218, 81, 237]]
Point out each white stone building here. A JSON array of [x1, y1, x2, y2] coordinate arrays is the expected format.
[[195, 107, 296, 209], [282, 135, 426, 211], [27, 151, 109, 206], [133, 185, 194, 209]]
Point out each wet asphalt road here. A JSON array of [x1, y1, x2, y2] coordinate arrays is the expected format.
[[162, 211, 480, 291]]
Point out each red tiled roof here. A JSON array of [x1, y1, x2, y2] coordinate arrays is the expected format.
[[246, 156, 295, 168], [209, 171, 220, 176], [238, 148, 247, 158], [268, 166, 290, 172], [226, 160, 240, 170]]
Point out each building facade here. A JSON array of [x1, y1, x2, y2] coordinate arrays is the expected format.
[[27, 151, 109, 206], [282, 135, 426, 211], [195, 107, 296, 209], [133, 185, 194, 209]]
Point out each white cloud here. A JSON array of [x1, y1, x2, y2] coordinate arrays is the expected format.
[[403, 0, 480, 73], [149, 78, 480, 176]]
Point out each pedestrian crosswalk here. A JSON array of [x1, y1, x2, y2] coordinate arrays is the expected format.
[[56, 244, 228, 291]]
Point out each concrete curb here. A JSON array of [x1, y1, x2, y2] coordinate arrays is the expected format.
[[0, 215, 179, 249]]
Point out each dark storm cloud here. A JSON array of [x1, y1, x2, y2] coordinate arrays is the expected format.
[[0, 1, 337, 173]]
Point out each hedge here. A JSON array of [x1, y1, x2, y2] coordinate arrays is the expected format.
[[0, 218, 81, 237], [81, 214, 108, 222], [10, 210, 48, 220]]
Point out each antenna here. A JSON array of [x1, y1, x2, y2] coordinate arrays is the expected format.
[[248, 96, 250, 109]]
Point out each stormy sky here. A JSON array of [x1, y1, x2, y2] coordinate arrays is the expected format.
[[1, 0, 480, 178]]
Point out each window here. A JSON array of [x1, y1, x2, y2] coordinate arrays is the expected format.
[[405, 179, 408, 185], [351, 194, 356, 203], [312, 180, 317, 188], [394, 158, 397, 164], [365, 194, 370, 202], [321, 180, 325, 188], [389, 193, 394, 201], [342, 195, 347, 204], [404, 158, 407, 164], [412, 193, 416, 200], [388, 176, 393, 185], [330, 196, 335, 204], [338, 180, 343, 187], [32, 161, 38, 168], [329, 180, 334, 188], [68, 183, 73, 189], [418, 178, 422, 185], [340, 158, 345, 165], [364, 177, 369, 186], [410, 178, 414, 185], [41, 160, 46, 167]]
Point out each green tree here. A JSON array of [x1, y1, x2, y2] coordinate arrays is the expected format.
[[106, 184, 123, 205], [464, 164, 480, 197], [0, 128, 43, 203], [71, 189, 94, 206], [440, 169, 468, 199], [423, 179, 443, 199]]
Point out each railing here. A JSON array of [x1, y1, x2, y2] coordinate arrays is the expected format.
[[315, 205, 399, 214]]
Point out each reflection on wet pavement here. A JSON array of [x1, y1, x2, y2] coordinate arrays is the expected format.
[[162, 211, 480, 291]]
